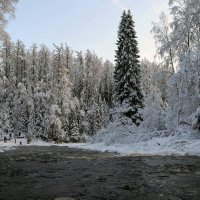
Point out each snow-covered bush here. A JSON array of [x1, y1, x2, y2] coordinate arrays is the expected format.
[[91, 116, 137, 145], [141, 87, 166, 131]]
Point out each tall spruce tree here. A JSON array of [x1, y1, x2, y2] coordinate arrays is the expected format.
[[114, 10, 144, 125]]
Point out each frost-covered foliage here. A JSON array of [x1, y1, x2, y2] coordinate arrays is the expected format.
[[141, 87, 166, 131], [150, 0, 200, 132], [91, 116, 137, 145], [151, 0, 200, 132], [0, 41, 113, 142], [190, 108, 200, 130], [152, 12, 176, 73], [77, 127, 200, 156], [45, 105, 65, 142], [90, 114, 200, 153], [167, 49, 200, 130], [0, 0, 18, 40], [169, 0, 200, 61]]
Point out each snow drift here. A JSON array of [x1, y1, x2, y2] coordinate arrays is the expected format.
[[67, 119, 200, 156]]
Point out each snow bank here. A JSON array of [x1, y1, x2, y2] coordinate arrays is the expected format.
[[1, 122, 200, 156], [67, 132, 200, 156], [0, 141, 17, 153], [67, 120, 200, 156], [0, 138, 51, 153]]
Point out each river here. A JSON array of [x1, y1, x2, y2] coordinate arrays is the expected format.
[[0, 146, 200, 200]]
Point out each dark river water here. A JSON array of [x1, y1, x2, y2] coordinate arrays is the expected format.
[[0, 146, 200, 200]]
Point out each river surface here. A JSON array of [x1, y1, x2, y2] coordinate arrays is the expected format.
[[0, 146, 200, 200]]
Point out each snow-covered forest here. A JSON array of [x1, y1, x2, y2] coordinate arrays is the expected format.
[[0, 1, 114, 143], [0, 39, 114, 142], [1, 0, 200, 154]]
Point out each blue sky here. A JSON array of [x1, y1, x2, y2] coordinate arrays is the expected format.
[[6, 0, 169, 62]]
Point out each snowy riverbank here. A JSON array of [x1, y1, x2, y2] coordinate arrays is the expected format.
[[67, 127, 200, 156], [1, 128, 200, 156]]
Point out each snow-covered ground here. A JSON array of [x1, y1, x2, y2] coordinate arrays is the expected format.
[[0, 138, 51, 153], [67, 123, 200, 156], [1, 125, 200, 156], [67, 133, 200, 156], [67, 137, 200, 156]]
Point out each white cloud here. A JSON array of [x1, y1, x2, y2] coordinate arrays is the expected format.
[[111, 0, 128, 11]]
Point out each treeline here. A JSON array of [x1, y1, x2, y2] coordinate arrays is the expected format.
[[0, 40, 113, 142]]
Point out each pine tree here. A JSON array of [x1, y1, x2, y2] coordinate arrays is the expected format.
[[13, 40, 27, 86], [73, 51, 85, 98], [69, 110, 80, 142], [0, 39, 13, 79], [114, 10, 144, 125], [13, 83, 29, 136], [100, 60, 114, 107]]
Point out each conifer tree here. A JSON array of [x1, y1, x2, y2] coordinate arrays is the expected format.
[[114, 10, 144, 125]]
